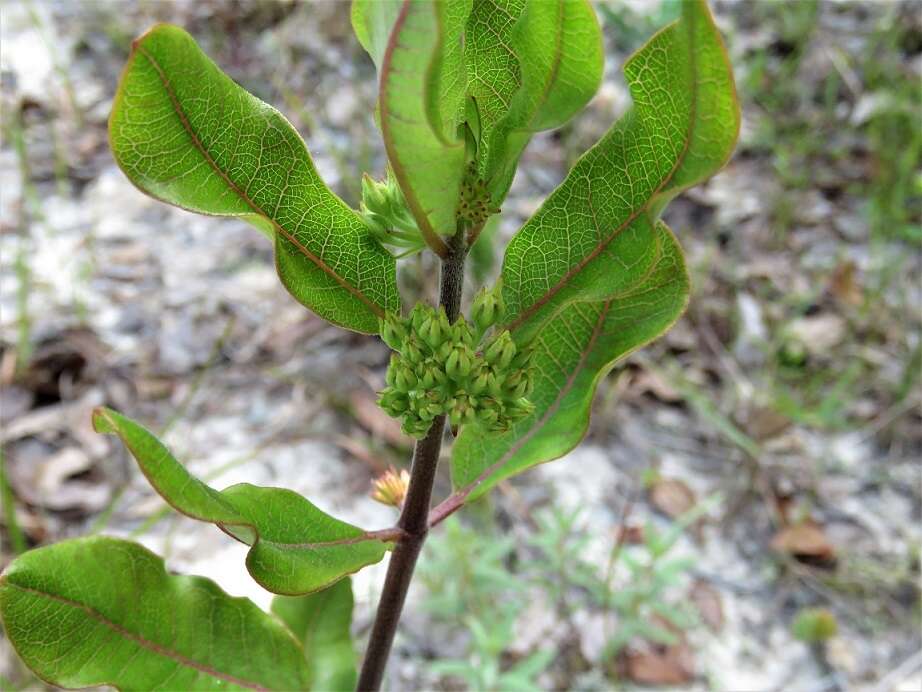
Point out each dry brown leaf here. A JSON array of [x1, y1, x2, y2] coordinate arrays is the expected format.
[[829, 261, 862, 306], [740, 404, 792, 441], [629, 369, 682, 403], [689, 579, 724, 633], [649, 478, 696, 519], [771, 520, 836, 563], [616, 524, 646, 546], [348, 389, 412, 448], [625, 642, 695, 686]]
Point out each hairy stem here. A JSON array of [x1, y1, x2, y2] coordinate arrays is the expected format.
[[357, 228, 466, 691]]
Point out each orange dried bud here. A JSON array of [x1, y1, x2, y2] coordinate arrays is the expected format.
[[370, 467, 410, 508]]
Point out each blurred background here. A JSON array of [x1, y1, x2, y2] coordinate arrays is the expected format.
[[0, 0, 920, 690]]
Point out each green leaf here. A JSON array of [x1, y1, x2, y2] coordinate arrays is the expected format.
[[351, 0, 402, 69], [500, 0, 739, 338], [93, 407, 391, 594], [109, 23, 399, 334], [0, 536, 310, 690], [451, 221, 689, 501], [375, 0, 471, 251], [271, 579, 357, 692], [482, 0, 604, 202], [464, 0, 527, 178]]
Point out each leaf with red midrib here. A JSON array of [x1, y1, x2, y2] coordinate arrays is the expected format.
[[0, 537, 310, 691], [448, 0, 738, 507], [500, 0, 739, 341], [93, 407, 394, 595], [109, 24, 399, 334]]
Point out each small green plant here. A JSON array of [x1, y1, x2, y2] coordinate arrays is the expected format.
[[791, 607, 838, 643], [0, 1, 738, 690], [419, 502, 709, 687]]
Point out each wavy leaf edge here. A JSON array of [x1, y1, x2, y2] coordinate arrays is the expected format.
[[109, 23, 398, 335], [0, 536, 311, 691], [92, 407, 398, 595]]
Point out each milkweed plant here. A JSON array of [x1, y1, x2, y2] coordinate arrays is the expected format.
[[0, 1, 739, 689]]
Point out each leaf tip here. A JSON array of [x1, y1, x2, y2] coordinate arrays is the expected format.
[[91, 406, 117, 435]]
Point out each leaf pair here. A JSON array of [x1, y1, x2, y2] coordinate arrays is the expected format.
[[353, 0, 604, 252], [0, 537, 357, 690], [109, 24, 399, 334], [92, 407, 392, 595], [449, 0, 740, 502]]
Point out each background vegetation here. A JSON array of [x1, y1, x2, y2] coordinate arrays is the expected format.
[[1, 0, 919, 689]]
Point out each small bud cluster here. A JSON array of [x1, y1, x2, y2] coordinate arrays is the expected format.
[[457, 162, 499, 226], [378, 290, 535, 438], [360, 171, 426, 256]]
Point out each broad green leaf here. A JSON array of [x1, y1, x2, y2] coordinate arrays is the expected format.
[[500, 0, 739, 337], [109, 24, 398, 334], [0, 536, 310, 690], [272, 579, 357, 692], [482, 0, 604, 202], [93, 407, 391, 595], [451, 221, 689, 501], [464, 0, 527, 177], [376, 0, 471, 250], [351, 0, 402, 69]]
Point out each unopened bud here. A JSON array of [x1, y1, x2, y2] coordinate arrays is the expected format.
[[385, 354, 400, 387], [445, 348, 461, 379], [371, 466, 410, 508], [498, 338, 517, 370], [380, 313, 408, 351], [361, 173, 389, 213], [471, 282, 504, 334], [421, 316, 443, 349], [484, 332, 511, 365]]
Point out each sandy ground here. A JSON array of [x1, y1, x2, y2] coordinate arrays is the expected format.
[[1, 1, 920, 690]]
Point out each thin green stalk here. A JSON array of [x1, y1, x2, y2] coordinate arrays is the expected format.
[[1, 449, 28, 555]]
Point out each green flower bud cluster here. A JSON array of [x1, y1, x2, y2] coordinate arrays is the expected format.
[[457, 162, 499, 226], [360, 171, 426, 257], [377, 301, 535, 438]]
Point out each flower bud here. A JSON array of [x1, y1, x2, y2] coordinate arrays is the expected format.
[[436, 306, 451, 333], [509, 397, 535, 419], [404, 340, 423, 364], [508, 378, 530, 399], [484, 332, 511, 365], [361, 173, 389, 213], [487, 372, 504, 397], [449, 406, 464, 427], [395, 366, 417, 391], [471, 370, 489, 395], [371, 466, 410, 508], [385, 354, 400, 387], [422, 316, 443, 350], [445, 348, 461, 379], [479, 406, 499, 426], [510, 346, 534, 370], [380, 313, 408, 351], [378, 387, 408, 414], [471, 286, 497, 333], [457, 349, 473, 377], [437, 340, 453, 361], [498, 338, 517, 370]]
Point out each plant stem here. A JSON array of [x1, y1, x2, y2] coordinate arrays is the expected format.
[[357, 228, 466, 691]]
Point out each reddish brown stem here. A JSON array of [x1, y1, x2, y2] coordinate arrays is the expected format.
[[357, 228, 466, 691]]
